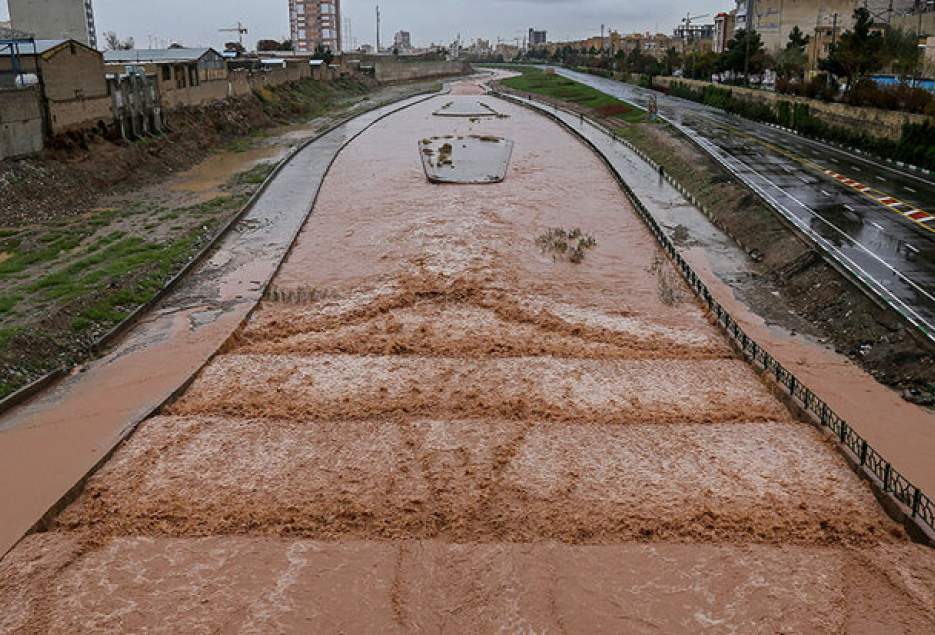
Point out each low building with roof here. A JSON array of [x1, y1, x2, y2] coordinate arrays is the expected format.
[[103, 48, 229, 109], [0, 38, 112, 135]]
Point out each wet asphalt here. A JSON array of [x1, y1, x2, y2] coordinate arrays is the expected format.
[[549, 67, 935, 339]]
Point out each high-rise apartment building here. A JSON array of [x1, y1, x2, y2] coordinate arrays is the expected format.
[[528, 28, 547, 46], [8, 0, 98, 48], [289, 0, 342, 54], [393, 30, 411, 51]]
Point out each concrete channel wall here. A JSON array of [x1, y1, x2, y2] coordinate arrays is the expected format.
[[492, 89, 935, 544], [0, 87, 44, 159], [652, 76, 932, 142], [374, 60, 470, 83], [0, 86, 446, 559]]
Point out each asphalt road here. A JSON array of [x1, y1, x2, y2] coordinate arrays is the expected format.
[[550, 67, 935, 340]]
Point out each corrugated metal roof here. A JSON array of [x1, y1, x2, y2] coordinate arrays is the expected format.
[[0, 39, 69, 56], [103, 48, 216, 63]]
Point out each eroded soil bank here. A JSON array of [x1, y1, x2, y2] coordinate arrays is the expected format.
[[2, 78, 934, 633]]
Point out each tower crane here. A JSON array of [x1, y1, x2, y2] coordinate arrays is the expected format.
[[681, 12, 710, 43], [219, 22, 249, 47]]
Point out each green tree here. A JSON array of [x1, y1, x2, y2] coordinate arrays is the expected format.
[[312, 44, 334, 65], [883, 27, 922, 80], [663, 47, 682, 76], [819, 8, 885, 97], [776, 26, 809, 80], [720, 29, 767, 83]]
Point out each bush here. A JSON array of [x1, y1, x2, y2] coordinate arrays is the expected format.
[[664, 80, 934, 170]]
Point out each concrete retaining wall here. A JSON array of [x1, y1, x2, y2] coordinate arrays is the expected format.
[[0, 88, 44, 159], [652, 76, 932, 142], [373, 59, 469, 83]]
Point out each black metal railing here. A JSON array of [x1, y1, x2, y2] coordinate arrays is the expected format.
[[623, 160, 935, 535], [495, 87, 935, 537]]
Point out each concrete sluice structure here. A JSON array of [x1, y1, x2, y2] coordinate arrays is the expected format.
[[3, 80, 935, 632]]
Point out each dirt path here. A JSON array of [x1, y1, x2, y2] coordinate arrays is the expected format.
[[2, 77, 934, 633]]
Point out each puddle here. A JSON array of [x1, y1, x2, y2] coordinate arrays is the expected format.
[[169, 146, 286, 201], [419, 135, 514, 184]]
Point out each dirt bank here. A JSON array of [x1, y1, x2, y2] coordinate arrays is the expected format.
[[0, 78, 439, 400]]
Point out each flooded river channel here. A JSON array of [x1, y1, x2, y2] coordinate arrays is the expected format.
[[2, 78, 934, 633]]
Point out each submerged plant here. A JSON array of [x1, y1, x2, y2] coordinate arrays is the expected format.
[[535, 227, 597, 263]]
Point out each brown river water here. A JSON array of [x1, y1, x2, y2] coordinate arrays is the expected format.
[[2, 77, 935, 633]]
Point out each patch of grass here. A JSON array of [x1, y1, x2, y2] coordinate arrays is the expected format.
[[233, 162, 276, 186], [225, 137, 254, 153], [0, 325, 23, 349], [502, 67, 645, 122], [0, 293, 22, 315], [0, 233, 86, 276]]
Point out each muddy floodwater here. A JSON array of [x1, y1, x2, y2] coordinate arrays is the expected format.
[[3, 77, 935, 633]]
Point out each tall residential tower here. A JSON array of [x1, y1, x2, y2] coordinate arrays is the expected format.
[[289, 0, 342, 54], [8, 0, 98, 48]]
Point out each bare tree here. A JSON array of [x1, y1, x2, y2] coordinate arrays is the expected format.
[[103, 31, 135, 51]]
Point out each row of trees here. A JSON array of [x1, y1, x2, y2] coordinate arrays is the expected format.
[[522, 8, 933, 113]]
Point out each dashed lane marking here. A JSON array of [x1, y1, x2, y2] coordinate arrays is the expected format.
[[822, 168, 934, 234]]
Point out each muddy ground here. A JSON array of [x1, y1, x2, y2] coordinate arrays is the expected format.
[[1, 78, 933, 632], [493, 78, 935, 406], [0, 77, 440, 398]]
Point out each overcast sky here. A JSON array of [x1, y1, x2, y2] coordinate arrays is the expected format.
[[3, 1, 724, 49]]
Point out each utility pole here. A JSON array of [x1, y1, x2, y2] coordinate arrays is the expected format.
[[376, 5, 381, 53], [601, 23, 605, 52]]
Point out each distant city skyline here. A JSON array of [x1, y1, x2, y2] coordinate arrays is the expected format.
[[2, 0, 720, 50]]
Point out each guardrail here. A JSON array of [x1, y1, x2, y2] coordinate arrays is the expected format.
[[493, 88, 935, 541]]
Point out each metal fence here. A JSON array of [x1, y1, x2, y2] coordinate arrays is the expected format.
[[622, 147, 935, 536], [493, 88, 935, 538]]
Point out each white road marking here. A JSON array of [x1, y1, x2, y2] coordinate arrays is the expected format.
[[906, 244, 920, 254], [851, 166, 861, 171], [871, 221, 886, 230], [844, 204, 855, 212], [876, 176, 887, 182], [905, 186, 916, 193], [798, 176, 810, 184], [820, 190, 831, 197]]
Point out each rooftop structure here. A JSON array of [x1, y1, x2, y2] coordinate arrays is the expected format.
[[8, 0, 97, 49]]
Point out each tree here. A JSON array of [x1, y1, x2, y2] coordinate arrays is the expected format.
[[720, 29, 767, 83], [312, 44, 334, 65], [883, 27, 922, 81], [663, 47, 682, 76], [103, 31, 134, 51], [776, 26, 809, 80], [256, 39, 291, 52], [819, 8, 885, 97]]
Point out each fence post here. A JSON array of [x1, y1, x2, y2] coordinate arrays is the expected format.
[[913, 489, 922, 517], [860, 440, 868, 466], [883, 464, 891, 492], [839, 422, 848, 444]]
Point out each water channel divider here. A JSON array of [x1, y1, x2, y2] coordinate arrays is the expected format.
[[0, 84, 451, 419], [2, 85, 453, 560], [492, 88, 935, 545]]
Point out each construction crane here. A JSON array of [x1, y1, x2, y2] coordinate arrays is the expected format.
[[219, 22, 249, 47], [681, 12, 710, 43]]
